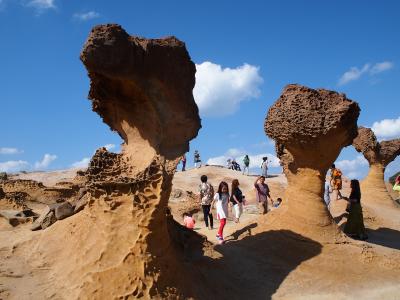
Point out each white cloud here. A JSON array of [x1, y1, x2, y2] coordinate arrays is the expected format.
[[71, 157, 90, 168], [338, 61, 394, 86], [338, 64, 370, 86], [371, 117, 400, 139], [335, 155, 368, 178], [0, 160, 29, 172], [0, 147, 23, 155], [104, 143, 115, 151], [34, 154, 57, 170], [225, 148, 245, 157], [207, 148, 280, 169], [27, 0, 56, 10], [73, 11, 100, 21], [193, 61, 263, 117], [207, 155, 231, 166], [370, 61, 394, 75]]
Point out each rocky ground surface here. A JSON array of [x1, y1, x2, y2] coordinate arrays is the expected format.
[[1, 165, 400, 299]]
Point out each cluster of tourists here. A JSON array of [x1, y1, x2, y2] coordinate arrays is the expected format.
[[180, 155, 377, 243], [179, 151, 271, 178], [182, 174, 280, 244], [325, 164, 368, 240], [180, 150, 201, 171]]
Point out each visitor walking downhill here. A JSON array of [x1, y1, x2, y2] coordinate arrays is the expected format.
[[213, 181, 229, 244], [230, 179, 244, 223], [254, 175, 273, 214], [243, 155, 250, 175], [198, 175, 214, 229]]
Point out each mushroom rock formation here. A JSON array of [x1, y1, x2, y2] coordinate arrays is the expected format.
[[32, 24, 201, 299], [81, 24, 200, 172], [352, 126, 400, 207], [265, 84, 360, 240]]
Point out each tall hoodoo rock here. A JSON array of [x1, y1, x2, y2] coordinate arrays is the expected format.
[[265, 84, 360, 240], [81, 24, 201, 172], [56, 24, 202, 298], [352, 126, 400, 207]]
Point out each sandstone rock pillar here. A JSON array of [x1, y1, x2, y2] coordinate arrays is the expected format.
[[78, 24, 201, 298], [266, 85, 360, 240], [352, 127, 400, 207]]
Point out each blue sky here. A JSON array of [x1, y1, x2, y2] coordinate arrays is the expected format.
[[1, 0, 399, 179]]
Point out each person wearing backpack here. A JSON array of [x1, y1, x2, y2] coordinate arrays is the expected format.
[[330, 164, 343, 200], [242, 155, 250, 175], [199, 175, 214, 229]]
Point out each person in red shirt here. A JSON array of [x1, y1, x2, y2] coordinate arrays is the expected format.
[[183, 212, 195, 229]]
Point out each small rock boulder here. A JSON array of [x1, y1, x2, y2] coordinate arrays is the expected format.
[[31, 206, 51, 231], [41, 211, 57, 229], [0, 209, 37, 227], [55, 202, 74, 220], [172, 189, 183, 198], [0, 172, 7, 180]]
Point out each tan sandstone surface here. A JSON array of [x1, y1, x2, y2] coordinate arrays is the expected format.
[[1, 25, 400, 299], [1, 166, 400, 299], [351, 127, 400, 230], [352, 127, 400, 208]]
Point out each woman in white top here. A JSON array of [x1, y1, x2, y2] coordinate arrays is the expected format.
[[213, 181, 229, 243]]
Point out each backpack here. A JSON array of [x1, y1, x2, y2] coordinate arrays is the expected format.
[[208, 184, 214, 199]]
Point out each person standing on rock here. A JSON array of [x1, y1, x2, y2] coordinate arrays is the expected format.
[[343, 179, 368, 240], [260, 157, 268, 177], [242, 155, 250, 175], [213, 181, 230, 243], [199, 175, 214, 229], [254, 176, 273, 214], [324, 181, 332, 208], [330, 164, 343, 200], [230, 179, 244, 223], [181, 154, 186, 171], [194, 150, 202, 168]]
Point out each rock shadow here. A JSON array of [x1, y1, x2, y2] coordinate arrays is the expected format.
[[207, 229, 321, 299], [365, 227, 400, 250], [166, 223, 322, 299], [224, 222, 258, 242]]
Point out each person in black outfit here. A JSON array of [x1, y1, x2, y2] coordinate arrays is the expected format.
[[343, 179, 368, 240], [230, 179, 244, 223]]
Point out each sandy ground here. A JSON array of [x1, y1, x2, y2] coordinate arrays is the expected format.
[[1, 166, 400, 299]]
